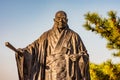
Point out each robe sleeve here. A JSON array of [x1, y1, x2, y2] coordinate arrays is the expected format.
[[15, 39, 39, 80], [15, 31, 49, 80], [78, 36, 90, 80], [73, 33, 91, 80]]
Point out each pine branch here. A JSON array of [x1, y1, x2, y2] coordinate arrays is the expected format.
[[83, 10, 120, 57]]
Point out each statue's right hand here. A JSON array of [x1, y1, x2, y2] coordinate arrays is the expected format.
[[16, 48, 24, 56]]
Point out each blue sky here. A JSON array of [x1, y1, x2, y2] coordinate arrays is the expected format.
[[0, 0, 120, 80]]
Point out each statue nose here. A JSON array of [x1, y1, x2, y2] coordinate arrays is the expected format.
[[59, 18, 62, 21], [59, 18, 64, 22]]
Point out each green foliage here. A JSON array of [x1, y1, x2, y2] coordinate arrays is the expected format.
[[83, 10, 120, 57], [83, 11, 120, 79], [90, 61, 120, 80]]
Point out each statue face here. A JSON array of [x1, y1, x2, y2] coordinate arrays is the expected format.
[[54, 12, 68, 29]]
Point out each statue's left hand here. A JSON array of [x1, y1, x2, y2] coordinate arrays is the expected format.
[[69, 54, 80, 62]]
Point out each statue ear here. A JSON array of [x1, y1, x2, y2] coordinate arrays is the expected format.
[[66, 18, 68, 22], [54, 18, 57, 23], [54, 18, 56, 22]]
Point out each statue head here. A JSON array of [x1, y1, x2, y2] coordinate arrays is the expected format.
[[54, 11, 68, 29]]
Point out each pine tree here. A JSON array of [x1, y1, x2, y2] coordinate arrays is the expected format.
[[83, 11, 120, 57]]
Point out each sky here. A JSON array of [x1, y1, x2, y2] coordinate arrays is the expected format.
[[0, 0, 120, 80]]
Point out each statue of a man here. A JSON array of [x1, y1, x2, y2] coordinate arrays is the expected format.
[[15, 11, 90, 80]]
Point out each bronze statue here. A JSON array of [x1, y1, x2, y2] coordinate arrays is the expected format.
[[5, 11, 90, 80]]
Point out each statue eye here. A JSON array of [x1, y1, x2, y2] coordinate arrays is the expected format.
[[56, 17, 60, 20]]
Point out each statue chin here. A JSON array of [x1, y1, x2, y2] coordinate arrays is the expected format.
[[58, 25, 66, 29]]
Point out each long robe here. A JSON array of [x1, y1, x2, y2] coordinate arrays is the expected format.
[[15, 26, 90, 80]]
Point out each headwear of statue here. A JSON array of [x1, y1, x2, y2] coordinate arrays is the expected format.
[[54, 11, 68, 29], [55, 11, 67, 18]]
